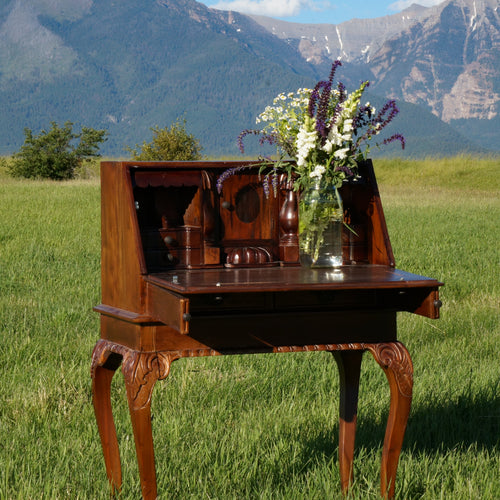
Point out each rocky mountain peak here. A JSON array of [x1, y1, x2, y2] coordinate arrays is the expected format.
[[250, 4, 430, 64], [369, 0, 500, 121]]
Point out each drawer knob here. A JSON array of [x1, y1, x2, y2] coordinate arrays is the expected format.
[[214, 296, 224, 304], [183, 313, 192, 322], [164, 236, 174, 245], [434, 299, 442, 309]]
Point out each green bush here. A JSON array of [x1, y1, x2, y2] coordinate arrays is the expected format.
[[127, 120, 203, 161], [9, 121, 108, 180]]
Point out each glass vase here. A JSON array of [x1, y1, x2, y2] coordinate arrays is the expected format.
[[298, 180, 343, 268]]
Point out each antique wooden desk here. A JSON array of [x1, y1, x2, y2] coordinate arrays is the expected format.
[[91, 160, 442, 499]]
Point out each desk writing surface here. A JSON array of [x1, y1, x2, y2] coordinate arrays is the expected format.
[[146, 265, 442, 294]]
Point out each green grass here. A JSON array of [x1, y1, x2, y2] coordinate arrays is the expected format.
[[0, 157, 499, 499]]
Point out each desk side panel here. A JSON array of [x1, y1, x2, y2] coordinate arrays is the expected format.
[[100, 162, 146, 314], [366, 161, 395, 266], [341, 160, 395, 267]]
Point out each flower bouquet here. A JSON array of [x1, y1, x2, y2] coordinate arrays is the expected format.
[[218, 60, 404, 267]]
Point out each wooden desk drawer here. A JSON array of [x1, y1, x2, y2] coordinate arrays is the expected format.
[[189, 292, 273, 312], [274, 290, 377, 310], [159, 227, 202, 248], [142, 227, 202, 248], [147, 284, 190, 334], [145, 248, 203, 269]]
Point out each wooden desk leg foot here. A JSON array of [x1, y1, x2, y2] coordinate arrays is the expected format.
[[121, 351, 177, 500], [367, 342, 413, 500], [332, 350, 364, 495], [91, 340, 123, 495]]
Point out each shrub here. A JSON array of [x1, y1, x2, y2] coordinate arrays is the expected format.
[[9, 121, 108, 180], [126, 120, 203, 161]]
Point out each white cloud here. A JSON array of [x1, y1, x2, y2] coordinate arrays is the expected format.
[[388, 0, 444, 11], [208, 0, 312, 18]]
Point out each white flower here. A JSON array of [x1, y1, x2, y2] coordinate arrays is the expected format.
[[366, 102, 375, 114], [341, 131, 352, 143], [296, 119, 317, 167], [273, 93, 286, 104], [343, 119, 353, 133], [334, 147, 350, 160], [309, 165, 326, 179], [327, 125, 344, 147], [322, 139, 333, 154]]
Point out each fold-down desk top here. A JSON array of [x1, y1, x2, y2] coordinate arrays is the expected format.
[[142, 266, 443, 339], [146, 265, 442, 294]]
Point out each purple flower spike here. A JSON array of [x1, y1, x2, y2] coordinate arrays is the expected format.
[[259, 133, 278, 147], [308, 81, 327, 118], [334, 164, 353, 177], [216, 164, 251, 193], [383, 133, 406, 149], [272, 166, 279, 196], [316, 82, 333, 139], [332, 81, 346, 126], [237, 129, 255, 154], [262, 175, 270, 198], [374, 100, 399, 129], [238, 129, 277, 154], [307, 60, 341, 124], [328, 59, 342, 84]]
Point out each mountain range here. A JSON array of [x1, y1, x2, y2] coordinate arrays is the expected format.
[[0, 0, 498, 157], [251, 0, 500, 151]]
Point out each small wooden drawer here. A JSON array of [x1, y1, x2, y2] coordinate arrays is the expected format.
[[142, 227, 202, 249], [274, 290, 377, 310], [147, 284, 190, 334], [159, 227, 202, 248], [189, 292, 273, 312], [145, 248, 203, 269]]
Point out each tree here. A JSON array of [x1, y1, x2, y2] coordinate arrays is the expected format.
[[9, 121, 108, 180], [126, 120, 203, 161]]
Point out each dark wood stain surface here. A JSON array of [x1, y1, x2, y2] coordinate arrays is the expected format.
[[91, 160, 443, 500]]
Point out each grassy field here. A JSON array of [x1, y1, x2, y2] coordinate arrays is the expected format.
[[0, 157, 498, 499]]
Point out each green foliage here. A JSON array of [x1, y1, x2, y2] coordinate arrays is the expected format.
[[127, 120, 203, 161], [374, 155, 500, 192], [8, 121, 108, 180], [0, 156, 11, 179]]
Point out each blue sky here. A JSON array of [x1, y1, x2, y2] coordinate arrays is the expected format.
[[197, 0, 444, 24]]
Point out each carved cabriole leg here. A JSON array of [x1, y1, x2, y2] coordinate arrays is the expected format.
[[91, 340, 124, 495], [332, 350, 364, 495], [366, 342, 413, 500], [121, 349, 179, 500]]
